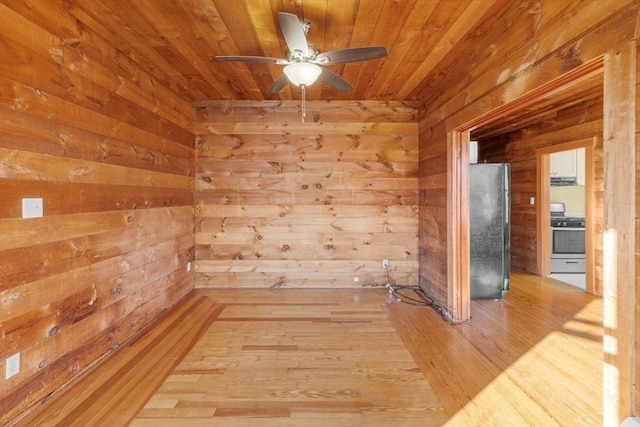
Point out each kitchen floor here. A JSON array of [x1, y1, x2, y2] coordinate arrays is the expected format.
[[548, 273, 586, 289]]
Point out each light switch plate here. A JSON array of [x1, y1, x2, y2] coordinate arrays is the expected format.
[[5, 353, 20, 379], [22, 198, 43, 218]]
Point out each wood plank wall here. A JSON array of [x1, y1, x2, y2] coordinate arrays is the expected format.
[[635, 41, 640, 419], [417, 0, 638, 312], [194, 101, 418, 289], [479, 96, 604, 294], [0, 2, 195, 423]]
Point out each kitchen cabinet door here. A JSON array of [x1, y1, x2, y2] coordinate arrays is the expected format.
[[550, 150, 578, 177]]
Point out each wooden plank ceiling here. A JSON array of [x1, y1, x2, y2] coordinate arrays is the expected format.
[[61, 0, 513, 103]]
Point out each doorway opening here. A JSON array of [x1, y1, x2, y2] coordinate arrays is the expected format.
[[447, 58, 604, 322], [537, 141, 596, 294]]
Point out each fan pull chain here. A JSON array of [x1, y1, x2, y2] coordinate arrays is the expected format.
[[301, 84, 306, 122]]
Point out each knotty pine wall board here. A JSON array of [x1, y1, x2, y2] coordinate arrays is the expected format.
[[195, 122, 417, 136], [1, 106, 193, 176], [195, 101, 419, 289], [1, 180, 192, 218], [195, 100, 420, 123], [635, 43, 640, 419], [198, 136, 418, 163], [197, 160, 418, 178], [0, 1, 195, 422], [0, 56, 193, 148], [0, 2, 194, 130]]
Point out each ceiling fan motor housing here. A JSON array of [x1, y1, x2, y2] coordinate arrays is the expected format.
[[286, 45, 319, 62]]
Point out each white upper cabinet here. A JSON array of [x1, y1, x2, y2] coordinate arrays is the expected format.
[[550, 148, 585, 184], [550, 149, 577, 177]]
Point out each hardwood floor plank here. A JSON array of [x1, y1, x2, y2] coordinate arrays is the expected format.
[[13, 293, 223, 426], [13, 270, 602, 426], [130, 290, 447, 426], [387, 271, 603, 426]]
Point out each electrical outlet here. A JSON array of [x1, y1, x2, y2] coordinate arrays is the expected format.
[[186, 261, 192, 272], [353, 277, 360, 283], [382, 259, 389, 269], [5, 353, 20, 380], [22, 198, 43, 219]]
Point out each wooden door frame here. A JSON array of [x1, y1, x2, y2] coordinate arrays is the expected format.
[[536, 139, 595, 294], [448, 58, 604, 322], [601, 41, 636, 424]]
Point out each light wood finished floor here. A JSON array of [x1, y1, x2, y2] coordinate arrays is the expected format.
[[13, 270, 602, 426]]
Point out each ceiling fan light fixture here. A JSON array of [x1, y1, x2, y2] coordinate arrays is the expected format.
[[284, 62, 322, 87], [216, 12, 387, 95]]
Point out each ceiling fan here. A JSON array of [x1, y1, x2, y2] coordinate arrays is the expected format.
[[215, 12, 387, 95]]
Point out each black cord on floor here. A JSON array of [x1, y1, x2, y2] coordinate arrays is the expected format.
[[364, 270, 469, 325], [392, 285, 469, 325], [391, 286, 432, 306]]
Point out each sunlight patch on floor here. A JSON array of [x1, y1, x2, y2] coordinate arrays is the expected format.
[[449, 299, 603, 426]]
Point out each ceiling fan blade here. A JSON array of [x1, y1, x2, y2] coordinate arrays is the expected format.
[[313, 47, 387, 65], [318, 68, 352, 92], [278, 12, 308, 57], [267, 75, 289, 94], [215, 55, 289, 65]]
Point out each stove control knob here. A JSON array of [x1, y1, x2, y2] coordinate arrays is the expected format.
[[580, 221, 585, 227], [561, 221, 567, 226]]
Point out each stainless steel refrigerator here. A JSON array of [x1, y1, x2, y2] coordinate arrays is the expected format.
[[470, 163, 510, 299]]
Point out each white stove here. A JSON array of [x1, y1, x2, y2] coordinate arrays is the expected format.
[[550, 203, 585, 274]]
